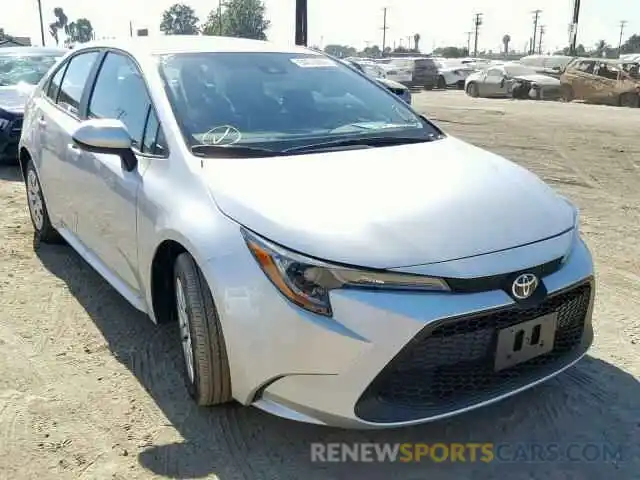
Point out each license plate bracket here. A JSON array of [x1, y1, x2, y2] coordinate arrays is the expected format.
[[494, 313, 557, 371]]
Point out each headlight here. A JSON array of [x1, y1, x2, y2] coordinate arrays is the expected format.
[[559, 196, 580, 264], [242, 229, 450, 317], [0, 118, 9, 130]]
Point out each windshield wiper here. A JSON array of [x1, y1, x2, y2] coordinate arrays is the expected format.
[[191, 144, 282, 158], [283, 135, 441, 154]]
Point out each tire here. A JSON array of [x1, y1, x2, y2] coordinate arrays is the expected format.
[[618, 92, 639, 108], [561, 84, 574, 102], [25, 160, 62, 245], [437, 75, 447, 89], [174, 252, 232, 406], [466, 82, 479, 97]]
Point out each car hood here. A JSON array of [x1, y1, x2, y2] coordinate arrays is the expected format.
[[375, 77, 407, 90], [0, 85, 34, 114], [513, 73, 560, 86], [203, 137, 574, 269]]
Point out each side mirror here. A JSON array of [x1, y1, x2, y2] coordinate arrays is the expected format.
[[71, 118, 138, 172]]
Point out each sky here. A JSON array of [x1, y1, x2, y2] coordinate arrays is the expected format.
[[3, 0, 638, 54]]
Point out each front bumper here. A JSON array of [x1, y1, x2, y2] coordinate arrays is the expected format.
[[203, 232, 594, 429]]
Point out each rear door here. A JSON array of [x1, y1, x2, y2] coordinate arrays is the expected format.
[[481, 68, 507, 96], [35, 50, 101, 232]]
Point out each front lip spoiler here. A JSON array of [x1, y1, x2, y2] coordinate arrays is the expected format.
[[254, 348, 590, 429]]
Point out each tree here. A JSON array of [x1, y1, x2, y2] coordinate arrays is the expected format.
[[593, 40, 608, 57], [323, 44, 357, 58], [433, 46, 467, 58], [202, 0, 269, 39], [413, 33, 420, 52], [160, 4, 199, 35], [49, 7, 68, 45], [67, 18, 93, 43], [620, 34, 640, 54], [361, 45, 381, 57], [502, 34, 511, 54]]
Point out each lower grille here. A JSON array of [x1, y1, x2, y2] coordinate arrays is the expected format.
[[355, 281, 593, 423]]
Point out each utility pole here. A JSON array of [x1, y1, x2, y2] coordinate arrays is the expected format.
[[218, 0, 223, 35], [36, 0, 45, 46], [618, 20, 627, 54], [531, 10, 542, 54], [381, 8, 389, 54], [569, 0, 581, 55], [473, 13, 482, 57], [466, 31, 473, 55], [538, 25, 545, 54], [295, 0, 307, 46]]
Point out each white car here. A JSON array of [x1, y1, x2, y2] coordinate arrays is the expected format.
[[19, 36, 594, 429], [436, 60, 476, 89]]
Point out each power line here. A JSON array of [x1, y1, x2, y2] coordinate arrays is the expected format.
[[473, 13, 482, 57], [538, 25, 545, 54], [618, 20, 627, 54], [531, 10, 542, 54]]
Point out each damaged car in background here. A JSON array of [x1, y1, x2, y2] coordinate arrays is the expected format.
[[343, 58, 412, 104], [465, 63, 562, 100], [0, 47, 66, 165], [435, 59, 476, 89], [560, 57, 640, 108]]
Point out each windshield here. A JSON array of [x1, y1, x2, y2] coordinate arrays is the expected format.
[[0, 54, 62, 86], [158, 52, 437, 152], [504, 64, 537, 77]]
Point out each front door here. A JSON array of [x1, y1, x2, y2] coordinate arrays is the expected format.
[[72, 51, 154, 294]]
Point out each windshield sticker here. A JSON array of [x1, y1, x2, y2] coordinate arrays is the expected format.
[[201, 125, 242, 146], [290, 58, 338, 68]]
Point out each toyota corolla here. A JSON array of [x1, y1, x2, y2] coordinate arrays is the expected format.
[[18, 37, 595, 429]]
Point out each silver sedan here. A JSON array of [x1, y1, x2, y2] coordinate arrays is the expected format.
[[19, 36, 594, 429]]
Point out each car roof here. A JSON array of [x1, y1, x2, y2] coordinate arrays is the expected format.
[[0, 46, 68, 56], [74, 35, 318, 57]]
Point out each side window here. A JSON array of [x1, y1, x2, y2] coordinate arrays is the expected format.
[[46, 63, 67, 102], [57, 51, 99, 115], [576, 61, 594, 74], [141, 108, 167, 156], [487, 68, 502, 77], [88, 52, 150, 150]]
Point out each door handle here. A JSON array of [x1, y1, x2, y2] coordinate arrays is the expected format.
[[37, 116, 47, 127]]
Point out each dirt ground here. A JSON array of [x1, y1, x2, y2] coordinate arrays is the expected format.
[[0, 91, 638, 480]]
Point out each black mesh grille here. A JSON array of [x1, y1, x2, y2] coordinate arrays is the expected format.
[[355, 281, 592, 423]]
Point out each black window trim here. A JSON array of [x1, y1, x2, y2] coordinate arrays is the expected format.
[[85, 48, 169, 159]]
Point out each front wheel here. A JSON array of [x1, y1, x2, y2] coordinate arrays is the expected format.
[[466, 82, 479, 97], [174, 253, 232, 406], [437, 75, 447, 89], [25, 160, 62, 245], [618, 92, 639, 108]]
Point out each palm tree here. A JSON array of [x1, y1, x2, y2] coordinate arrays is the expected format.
[[413, 33, 420, 52], [502, 34, 511, 55], [48, 7, 68, 45]]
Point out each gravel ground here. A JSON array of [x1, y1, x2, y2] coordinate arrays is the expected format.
[[0, 91, 638, 480]]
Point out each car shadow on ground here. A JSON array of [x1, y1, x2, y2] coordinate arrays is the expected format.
[[36, 243, 639, 479], [0, 165, 22, 182]]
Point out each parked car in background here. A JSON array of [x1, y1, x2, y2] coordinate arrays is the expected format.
[[19, 36, 594, 429], [0, 47, 66, 165], [465, 63, 562, 100], [343, 59, 412, 104], [376, 56, 439, 90], [560, 57, 640, 107], [435, 59, 476, 89], [519, 55, 574, 79]]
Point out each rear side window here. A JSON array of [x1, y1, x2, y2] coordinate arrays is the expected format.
[[46, 64, 67, 102], [57, 51, 99, 115]]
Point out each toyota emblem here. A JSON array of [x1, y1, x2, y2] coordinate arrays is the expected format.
[[511, 273, 539, 300]]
